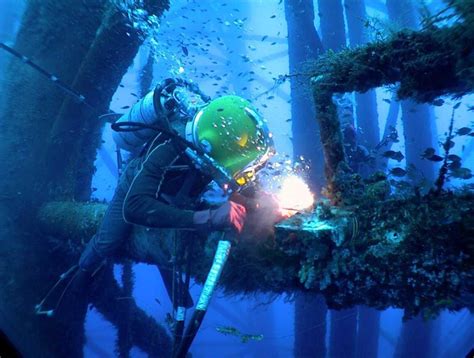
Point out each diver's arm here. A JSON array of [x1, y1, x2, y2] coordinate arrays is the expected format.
[[123, 142, 246, 232], [122, 137, 196, 228], [122, 137, 246, 232]]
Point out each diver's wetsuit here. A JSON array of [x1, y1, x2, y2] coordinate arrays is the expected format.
[[79, 132, 211, 272]]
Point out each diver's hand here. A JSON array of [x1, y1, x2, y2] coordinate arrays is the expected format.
[[211, 201, 247, 233], [193, 201, 247, 233]]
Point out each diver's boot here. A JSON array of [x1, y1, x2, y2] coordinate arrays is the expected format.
[[35, 264, 79, 317], [35, 263, 105, 317], [35, 243, 106, 317]]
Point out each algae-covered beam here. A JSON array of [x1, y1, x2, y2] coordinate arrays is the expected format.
[[37, 201, 175, 265], [272, 191, 474, 318], [310, 15, 474, 102], [37, 189, 474, 318], [311, 78, 349, 200], [37, 201, 107, 243]]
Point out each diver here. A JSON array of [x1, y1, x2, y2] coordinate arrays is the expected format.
[[342, 122, 373, 173], [36, 77, 275, 315]]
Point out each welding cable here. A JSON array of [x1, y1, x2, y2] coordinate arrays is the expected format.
[[174, 236, 232, 358], [172, 239, 194, 356]]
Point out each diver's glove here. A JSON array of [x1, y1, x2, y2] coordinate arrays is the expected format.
[[193, 201, 246, 233]]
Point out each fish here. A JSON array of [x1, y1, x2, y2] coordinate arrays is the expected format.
[[383, 98, 392, 104], [216, 326, 240, 336], [448, 154, 461, 162], [270, 15, 276, 19], [432, 98, 444, 106], [426, 154, 444, 162], [456, 127, 472, 135], [448, 160, 462, 170], [181, 46, 189, 56], [450, 167, 473, 179], [240, 334, 264, 343], [382, 150, 404, 162], [261, 35, 268, 41], [390, 167, 407, 177], [216, 326, 263, 343], [421, 147, 436, 159]]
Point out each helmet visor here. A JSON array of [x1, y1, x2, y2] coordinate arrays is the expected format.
[[189, 96, 274, 181]]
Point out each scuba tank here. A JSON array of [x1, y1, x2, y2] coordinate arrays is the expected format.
[[112, 90, 163, 152], [112, 78, 210, 152]]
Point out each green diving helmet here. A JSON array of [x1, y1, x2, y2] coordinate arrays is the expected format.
[[185, 95, 274, 187]]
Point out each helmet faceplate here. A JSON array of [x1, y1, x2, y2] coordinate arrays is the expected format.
[[186, 96, 274, 183]]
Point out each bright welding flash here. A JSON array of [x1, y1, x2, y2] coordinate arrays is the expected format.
[[276, 175, 314, 216]]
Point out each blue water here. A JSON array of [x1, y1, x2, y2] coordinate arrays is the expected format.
[[0, 0, 472, 357]]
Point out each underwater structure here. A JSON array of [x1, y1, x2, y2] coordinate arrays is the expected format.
[[0, 0, 473, 356]]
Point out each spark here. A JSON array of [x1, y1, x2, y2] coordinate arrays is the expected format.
[[276, 175, 314, 217]]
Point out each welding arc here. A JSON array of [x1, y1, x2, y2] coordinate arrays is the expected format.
[[0, 42, 97, 112]]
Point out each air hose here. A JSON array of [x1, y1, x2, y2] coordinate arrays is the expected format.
[[112, 121, 239, 192]]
